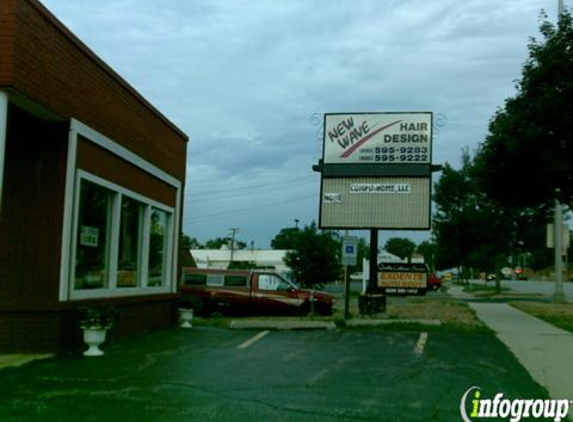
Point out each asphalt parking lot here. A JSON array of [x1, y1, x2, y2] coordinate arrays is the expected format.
[[0, 326, 549, 422]]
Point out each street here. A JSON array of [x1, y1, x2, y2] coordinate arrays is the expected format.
[[469, 279, 573, 301], [0, 326, 549, 422]]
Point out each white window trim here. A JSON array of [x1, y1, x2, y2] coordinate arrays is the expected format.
[[70, 171, 175, 300], [59, 119, 182, 301]]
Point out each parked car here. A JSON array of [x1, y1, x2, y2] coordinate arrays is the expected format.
[[180, 268, 335, 316], [427, 273, 442, 291]]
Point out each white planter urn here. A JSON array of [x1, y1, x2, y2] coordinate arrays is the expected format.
[[178, 308, 194, 328], [82, 327, 108, 356]]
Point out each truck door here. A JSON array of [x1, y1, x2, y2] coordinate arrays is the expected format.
[[254, 273, 302, 314]]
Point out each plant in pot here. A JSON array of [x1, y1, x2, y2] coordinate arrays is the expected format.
[[79, 307, 117, 356], [177, 296, 200, 328]]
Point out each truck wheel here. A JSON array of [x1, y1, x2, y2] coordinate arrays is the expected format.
[[297, 303, 312, 317]]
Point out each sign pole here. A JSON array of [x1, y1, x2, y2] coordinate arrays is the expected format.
[[554, 194, 566, 303], [341, 233, 357, 320], [344, 263, 350, 320], [368, 229, 378, 294]]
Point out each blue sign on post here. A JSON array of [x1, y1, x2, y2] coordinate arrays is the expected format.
[[342, 236, 358, 266]]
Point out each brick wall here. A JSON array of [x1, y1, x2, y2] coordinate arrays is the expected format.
[[4, 0, 187, 180], [0, 105, 68, 311]]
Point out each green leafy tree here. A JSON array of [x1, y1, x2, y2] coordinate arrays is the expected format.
[[416, 240, 437, 272], [205, 237, 246, 250], [474, 11, 573, 209], [271, 227, 300, 249], [433, 151, 515, 285], [384, 237, 416, 262], [282, 222, 341, 288], [181, 235, 202, 249]]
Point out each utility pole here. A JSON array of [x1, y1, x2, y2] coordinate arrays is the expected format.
[[554, 194, 566, 302], [553, 2, 567, 303], [229, 228, 239, 263]]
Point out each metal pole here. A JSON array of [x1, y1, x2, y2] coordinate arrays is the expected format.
[[229, 228, 239, 264], [0, 90, 8, 218], [344, 263, 350, 320], [368, 229, 378, 294], [554, 195, 566, 302], [344, 229, 351, 320]]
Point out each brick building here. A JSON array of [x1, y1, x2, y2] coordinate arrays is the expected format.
[[0, 0, 188, 352]]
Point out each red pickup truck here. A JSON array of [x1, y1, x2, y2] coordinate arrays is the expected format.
[[180, 268, 335, 316]]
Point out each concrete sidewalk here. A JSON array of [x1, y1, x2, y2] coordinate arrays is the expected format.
[[449, 284, 573, 402], [0, 354, 52, 370]]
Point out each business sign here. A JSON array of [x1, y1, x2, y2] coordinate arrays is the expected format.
[[319, 177, 431, 229], [323, 112, 432, 165], [377, 262, 428, 295]]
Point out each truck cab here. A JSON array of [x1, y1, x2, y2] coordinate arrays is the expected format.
[[180, 268, 334, 316]]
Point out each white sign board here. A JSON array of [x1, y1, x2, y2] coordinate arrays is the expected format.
[[320, 177, 431, 229], [323, 112, 432, 165]]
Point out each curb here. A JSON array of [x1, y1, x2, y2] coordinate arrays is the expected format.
[[230, 320, 337, 330], [345, 319, 442, 327], [0, 354, 53, 370]]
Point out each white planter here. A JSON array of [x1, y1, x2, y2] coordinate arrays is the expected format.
[[178, 308, 194, 328], [82, 327, 107, 356]]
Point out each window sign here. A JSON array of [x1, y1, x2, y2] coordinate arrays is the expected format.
[[80, 226, 99, 247]]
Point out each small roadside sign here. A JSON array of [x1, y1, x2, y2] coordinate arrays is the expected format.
[[342, 236, 358, 266]]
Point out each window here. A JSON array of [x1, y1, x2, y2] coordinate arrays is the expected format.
[[206, 274, 224, 286], [71, 173, 174, 299], [117, 196, 144, 288], [148, 208, 168, 287], [258, 274, 291, 291], [75, 181, 113, 290], [225, 275, 248, 287], [183, 273, 207, 286]]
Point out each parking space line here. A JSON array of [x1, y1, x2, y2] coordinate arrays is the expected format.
[[238, 330, 270, 350], [414, 332, 428, 354]]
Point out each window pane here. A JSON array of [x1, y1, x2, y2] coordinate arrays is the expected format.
[[148, 208, 169, 286], [206, 274, 224, 286], [183, 273, 207, 286], [117, 196, 143, 288], [225, 275, 247, 287], [259, 274, 290, 291], [75, 181, 112, 290]]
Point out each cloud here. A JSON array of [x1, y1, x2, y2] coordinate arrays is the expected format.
[[41, 0, 558, 246]]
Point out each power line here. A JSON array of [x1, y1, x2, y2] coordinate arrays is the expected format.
[[186, 175, 313, 197], [186, 193, 316, 224], [188, 179, 316, 202]]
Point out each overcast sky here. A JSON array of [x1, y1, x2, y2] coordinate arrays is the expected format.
[[41, 0, 564, 248]]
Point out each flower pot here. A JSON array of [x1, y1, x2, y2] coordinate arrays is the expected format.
[[83, 327, 107, 356], [178, 308, 194, 328]]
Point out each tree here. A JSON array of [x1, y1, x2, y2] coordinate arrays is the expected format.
[[433, 150, 515, 285], [384, 237, 416, 262], [282, 222, 341, 288], [271, 227, 300, 249], [416, 240, 437, 272], [181, 235, 202, 249], [474, 11, 573, 209], [205, 237, 246, 250]]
